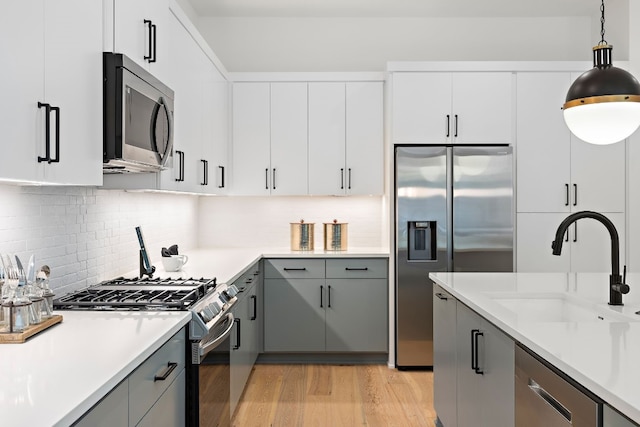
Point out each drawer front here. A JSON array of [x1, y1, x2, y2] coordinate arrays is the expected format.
[[326, 258, 388, 278], [232, 262, 261, 294], [264, 259, 325, 279], [129, 327, 186, 426]]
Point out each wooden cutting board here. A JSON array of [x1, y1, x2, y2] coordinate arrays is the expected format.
[[0, 314, 63, 343]]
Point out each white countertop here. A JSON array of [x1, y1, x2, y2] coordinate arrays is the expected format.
[[148, 247, 390, 283], [430, 272, 640, 423], [0, 310, 191, 427], [1, 246, 388, 426]]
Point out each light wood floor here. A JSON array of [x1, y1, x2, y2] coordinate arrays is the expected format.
[[232, 364, 437, 427]]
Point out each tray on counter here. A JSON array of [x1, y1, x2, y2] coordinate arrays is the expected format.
[[0, 314, 63, 344]]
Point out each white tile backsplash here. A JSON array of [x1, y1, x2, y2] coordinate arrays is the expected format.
[[197, 196, 388, 249], [0, 185, 198, 295]]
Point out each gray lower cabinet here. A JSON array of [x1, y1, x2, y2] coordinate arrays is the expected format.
[[264, 258, 388, 353], [432, 285, 457, 427], [75, 326, 187, 427], [230, 262, 261, 417], [604, 405, 640, 427], [455, 303, 514, 427]]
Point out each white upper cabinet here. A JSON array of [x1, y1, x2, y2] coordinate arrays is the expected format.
[[113, 0, 170, 83], [308, 81, 384, 195], [232, 82, 309, 196], [204, 60, 230, 194], [346, 82, 384, 195], [0, 0, 102, 185], [516, 72, 626, 214], [392, 72, 513, 144], [232, 83, 271, 196], [308, 83, 347, 195], [271, 83, 308, 196]]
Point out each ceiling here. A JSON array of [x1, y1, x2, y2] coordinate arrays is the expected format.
[[186, 0, 602, 18]]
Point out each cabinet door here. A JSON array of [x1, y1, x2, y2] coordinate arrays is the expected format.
[[230, 293, 251, 417], [570, 212, 625, 273], [433, 285, 457, 427], [308, 82, 346, 195], [271, 82, 308, 195], [137, 368, 186, 427], [570, 135, 626, 212], [0, 0, 43, 182], [455, 303, 482, 427], [113, 0, 169, 80], [264, 278, 326, 351], [232, 83, 271, 195], [452, 72, 513, 144], [517, 213, 571, 272], [478, 318, 515, 427], [75, 379, 128, 427], [43, 0, 102, 185], [604, 405, 640, 427], [207, 64, 230, 194], [391, 72, 452, 144], [325, 278, 387, 352], [346, 82, 384, 195], [516, 72, 572, 213]]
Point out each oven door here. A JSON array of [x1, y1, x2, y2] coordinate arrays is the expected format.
[[188, 312, 234, 427]]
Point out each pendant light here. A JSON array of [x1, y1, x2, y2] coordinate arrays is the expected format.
[[563, 0, 640, 145]]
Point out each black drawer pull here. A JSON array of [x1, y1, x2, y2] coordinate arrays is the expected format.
[[345, 267, 368, 271], [251, 295, 257, 320], [283, 267, 307, 271], [154, 362, 178, 381], [233, 318, 241, 350], [435, 293, 448, 301]]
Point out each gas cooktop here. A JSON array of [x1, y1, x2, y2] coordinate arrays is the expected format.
[[53, 277, 217, 311]]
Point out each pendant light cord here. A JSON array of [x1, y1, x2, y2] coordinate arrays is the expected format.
[[600, 0, 607, 45]]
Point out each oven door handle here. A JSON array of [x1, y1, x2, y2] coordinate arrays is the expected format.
[[197, 312, 235, 363]]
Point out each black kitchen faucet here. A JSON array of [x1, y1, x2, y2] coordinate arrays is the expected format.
[[551, 211, 630, 305]]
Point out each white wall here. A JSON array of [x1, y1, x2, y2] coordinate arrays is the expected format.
[[196, 16, 597, 72], [628, 3, 640, 272], [0, 185, 198, 295], [197, 196, 387, 249]]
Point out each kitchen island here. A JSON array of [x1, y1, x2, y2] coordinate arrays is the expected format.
[[430, 272, 640, 425]]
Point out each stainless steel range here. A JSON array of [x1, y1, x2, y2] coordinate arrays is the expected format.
[[54, 276, 239, 427]]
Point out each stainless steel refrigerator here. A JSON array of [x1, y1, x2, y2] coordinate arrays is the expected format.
[[395, 145, 514, 368]]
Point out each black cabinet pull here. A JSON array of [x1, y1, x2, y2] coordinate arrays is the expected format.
[[564, 229, 569, 243], [251, 295, 257, 320], [435, 292, 448, 301], [573, 183, 577, 206], [265, 168, 269, 190], [37, 102, 51, 163], [233, 318, 241, 350], [283, 267, 307, 271], [345, 267, 368, 271], [50, 106, 60, 163], [200, 159, 208, 185], [475, 331, 484, 375], [150, 22, 157, 63], [175, 150, 184, 182], [154, 362, 177, 381], [340, 168, 344, 190], [564, 184, 569, 206], [272, 168, 276, 190], [348, 168, 352, 190], [573, 222, 577, 243], [218, 165, 225, 188], [320, 285, 324, 308], [446, 114, 450, 138], [144, 19, 153, 62], [454, 114, 459, 138], [328, 285, 332, 308]]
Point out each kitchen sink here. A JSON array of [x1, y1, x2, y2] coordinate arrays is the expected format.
[[488, 293, 635, 323]]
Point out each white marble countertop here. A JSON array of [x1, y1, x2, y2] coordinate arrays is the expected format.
[[0, 310, 191, 427], [430, 272, 640, 423]]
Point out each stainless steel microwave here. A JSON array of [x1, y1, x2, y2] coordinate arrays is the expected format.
[[103, 52, 174, 173]]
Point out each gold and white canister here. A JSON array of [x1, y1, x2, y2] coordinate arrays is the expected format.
[[323, 220, 348, 251]]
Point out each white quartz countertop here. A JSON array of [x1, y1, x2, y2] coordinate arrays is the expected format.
[[147, 247, 390, 284], [430, 272, 640, 423], [0, 310, 191, 427]]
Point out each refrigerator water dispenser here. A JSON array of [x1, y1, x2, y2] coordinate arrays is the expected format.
[[408, 221, 437, 261]]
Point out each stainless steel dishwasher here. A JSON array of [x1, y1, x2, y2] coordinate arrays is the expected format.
[[515, 345, 602, 427]]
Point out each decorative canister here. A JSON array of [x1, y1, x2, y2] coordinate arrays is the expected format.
[[324, 220, 348, 251], [290, 220, 315, 251]]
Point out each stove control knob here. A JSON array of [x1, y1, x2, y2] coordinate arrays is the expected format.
[[210, 300, 223, 316], [200, 306, 214, 322], [226, 284, 239, 298]]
